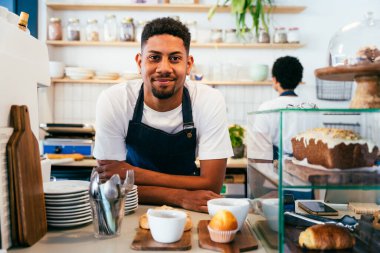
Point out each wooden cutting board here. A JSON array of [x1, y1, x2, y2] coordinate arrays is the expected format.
[[198, 220, 258, 253], [7, 105, 47, 246], [131, 228, 192, 251]]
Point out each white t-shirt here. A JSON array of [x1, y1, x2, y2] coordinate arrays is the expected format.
[[247, 96, 306, 160], [93, 79, 233, 161]]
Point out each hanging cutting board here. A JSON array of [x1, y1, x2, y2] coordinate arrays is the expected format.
[[7, 105, 47, 246], [131, 228, 192, 251], [198, 220, 258, 253]]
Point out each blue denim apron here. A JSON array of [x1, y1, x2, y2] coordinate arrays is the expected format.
[[125, 84, 198, 175]]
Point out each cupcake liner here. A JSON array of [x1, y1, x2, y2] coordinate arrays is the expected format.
[[207, 225, 238, 243]]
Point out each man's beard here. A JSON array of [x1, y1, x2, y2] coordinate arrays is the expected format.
[[151, 85, 176, 99]]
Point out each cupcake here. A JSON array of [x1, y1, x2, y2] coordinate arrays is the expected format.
[[207, 210, 238, 243]]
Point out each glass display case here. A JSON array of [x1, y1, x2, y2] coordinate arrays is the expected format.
[[247, 108, 380, 253]]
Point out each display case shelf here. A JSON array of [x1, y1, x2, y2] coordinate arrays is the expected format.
[[46, 40, 305, 49], [46, 2, 306, 14]]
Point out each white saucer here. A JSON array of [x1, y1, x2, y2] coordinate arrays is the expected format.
[[47, 215, 92, 224], [45, 195, 89, 203], [47, 211, 92, 220], [48, 218, 92, 227], [125, 199, 138, 207], [46, 202, 90, 210], [44, 180, 90, 194], [46, 206, 91, 215], [44, 191, 89, 199]]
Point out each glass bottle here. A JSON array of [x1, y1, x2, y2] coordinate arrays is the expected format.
[[120, 17, 135, 42], [48, 17, 62, 40], [17, 11, 29, 32], [135, 20, 147, 43], [287, 27, 300, 43], [210, 29, 223, 43], [186, 20, 197, 43], [86, 19, 99, 41], [104, 14, 118, 42], [273, 27, 287, 43], [67, 18, 81, 41]]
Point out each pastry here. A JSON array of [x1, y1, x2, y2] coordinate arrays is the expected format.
[[299, 224, 355, 250], [139, 205, 192, 231], [207, 210, 238, 243], [291, 128, 378, 169]]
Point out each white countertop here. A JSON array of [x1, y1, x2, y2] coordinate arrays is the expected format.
[[9, 205, 266, 253]]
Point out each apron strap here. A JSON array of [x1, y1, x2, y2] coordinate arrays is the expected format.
[[131, 84, 194, 130]]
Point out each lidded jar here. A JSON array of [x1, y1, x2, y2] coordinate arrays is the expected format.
[[210, 29, 223, 43], [257, 28, 270, 43], [224, 29, 237, 43], [67, 18, 80, 41], [287, 27, 300, 43], [329, 12, 380, 66], [135, 20, 147, 42], [48, 17, 62, 40], [273, 27, 287, 43], [86, 19, 99, 41], [104, 14, 118, 42], [120, 17, 135, 42]]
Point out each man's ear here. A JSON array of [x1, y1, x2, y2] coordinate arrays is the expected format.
[[186, 55, 194, 75], [135, 53, 142, 73]]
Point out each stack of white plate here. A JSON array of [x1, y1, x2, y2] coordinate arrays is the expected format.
[[44, 180, 92, 228], [125, 185, 138, 214], [122, 72, 141, 80], [94, 71, 120, 80], [65, 67, 94, 80]]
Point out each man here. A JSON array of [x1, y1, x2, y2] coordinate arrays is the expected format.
[[247, 56, 306, 161], [93, 17, 233, 212]]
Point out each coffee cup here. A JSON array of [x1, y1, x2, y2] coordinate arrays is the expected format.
[[147, 209, 186, 243], [251, 198, 279, 231], [49, 61, 65, 78], [207, 198, 250, 231]]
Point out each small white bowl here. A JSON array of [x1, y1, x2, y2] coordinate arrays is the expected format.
[[49, 61, 65, 78], [147, 209, 186, 243]]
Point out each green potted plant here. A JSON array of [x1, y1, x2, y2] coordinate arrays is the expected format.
[[229, 124, 245, 159], [208, 0, 273, 36]]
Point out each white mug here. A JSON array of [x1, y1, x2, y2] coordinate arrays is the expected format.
[[147, 209, 186, 243], [251, 198, 279, 232]]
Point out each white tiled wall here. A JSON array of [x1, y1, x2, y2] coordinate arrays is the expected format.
[[51, 83, 276, 126]]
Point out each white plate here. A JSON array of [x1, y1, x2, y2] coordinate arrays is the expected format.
[[125, 206, 138, 214], [125, 195, 138, 202], [46, 199, 90, 207], [48, 218, 92, 227], [47, 211, 92, 220], [46, 206, 91, 214], [44, 180, 89, 194], [47, 215, 93, 224], [45, 191, 89, 199], [46, 202, 90, 210], [45, 195, 89, 203], [125, 204, 138, 211], [125, 198, 138, 205]]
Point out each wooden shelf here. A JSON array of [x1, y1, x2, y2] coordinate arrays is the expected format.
[[46, 2, 306, 14], [51, 78, 275, 86], [46, 40, 305, 49]]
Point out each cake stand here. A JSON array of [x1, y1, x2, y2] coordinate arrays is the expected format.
[[315, 62, 380, 108]]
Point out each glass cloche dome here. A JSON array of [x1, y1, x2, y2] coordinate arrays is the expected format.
[[329, 12, 380, 66]]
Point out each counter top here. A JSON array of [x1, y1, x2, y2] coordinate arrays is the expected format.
[[52, 158, 248, 169], [10, 205, 265, 253]]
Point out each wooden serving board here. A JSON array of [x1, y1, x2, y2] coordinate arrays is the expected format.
[[7, 105, 47, 246], [131, 228, 192, 251], [198, 220, 258, 253], [256, 220, 278, 249]]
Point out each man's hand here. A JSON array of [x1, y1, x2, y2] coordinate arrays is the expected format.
[[96, 160, 134, 181], [180, 189, 221, 213]]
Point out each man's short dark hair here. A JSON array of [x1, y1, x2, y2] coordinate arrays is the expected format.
[[141, 17, 191, 54], [272, 56, 303, 90]]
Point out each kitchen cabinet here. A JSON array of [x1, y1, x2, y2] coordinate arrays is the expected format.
[[247, 108, 380, 252]]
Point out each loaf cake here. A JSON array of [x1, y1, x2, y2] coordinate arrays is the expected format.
[[291, 128, 378, 169]]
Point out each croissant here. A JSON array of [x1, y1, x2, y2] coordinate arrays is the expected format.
[[299, 224, 355, 250]]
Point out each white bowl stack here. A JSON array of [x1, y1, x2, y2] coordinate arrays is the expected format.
[[43, 180, 92, 228], [125, 185, 138, 214], [65, 67, 94, 80], [94, 71, 120, 80]]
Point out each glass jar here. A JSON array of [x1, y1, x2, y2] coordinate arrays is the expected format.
[[210, 29, 223, 43], [224, 29, 237, 43], [273, 27, 287, 43], [239, 28, 253, 43], [86, 19, 99, 41], [287, 27, 300, 43], [186, 20, 197, 43], [120, 17, 135, 42], [67, 18, 80, 41], [135, 20, 147, 43], [48, 17, 62, 40], [104, 14, 118, 42], [257, 28, 270, 43]]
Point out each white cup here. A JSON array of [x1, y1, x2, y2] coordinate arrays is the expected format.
[[147, 209, 186, 243], [251, 198, 279, 231], [49, 61, 65, 78], [207, 198, 250, 231]]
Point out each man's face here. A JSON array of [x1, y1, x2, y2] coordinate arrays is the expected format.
[[136, 34, 194, 100]]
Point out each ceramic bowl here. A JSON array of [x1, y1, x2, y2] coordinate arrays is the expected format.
[[250, 64, 269, 81]]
